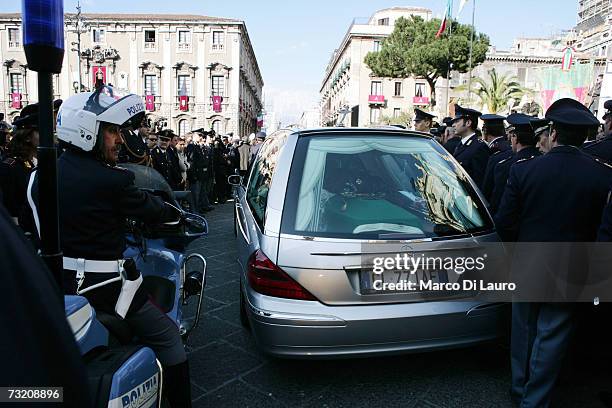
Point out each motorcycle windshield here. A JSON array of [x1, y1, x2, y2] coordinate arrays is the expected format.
[[121, 163, 174, 199]]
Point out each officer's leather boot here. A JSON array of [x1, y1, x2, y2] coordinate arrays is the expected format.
[[164, 360, 192, 407]]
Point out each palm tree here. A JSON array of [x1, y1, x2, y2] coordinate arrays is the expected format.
[[457, 68, 532, 114]]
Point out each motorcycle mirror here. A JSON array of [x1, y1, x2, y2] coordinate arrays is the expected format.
[[184, 212, 208, 237], [227, 174, 242, 186]]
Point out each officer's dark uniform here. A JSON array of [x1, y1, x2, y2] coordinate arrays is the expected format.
[[599, 187, 612, 242], [200, 141, 215, 204], [185, 139, 213, 212], [166, 143, 182, 191], [444, 135, 461, 153], [495, 98, 612, 408], [0, 204, 91, 407], [450, 105, 491, 188], [582, 100, 612, 164], [227, 142, 241, 175], [0, 104, 38, 233], [0, 129, 8, 160], [481, 114, 511, 200], [150, 143, 172, 184], [490, 114, 542, 214], [213, 138, 229, 202]]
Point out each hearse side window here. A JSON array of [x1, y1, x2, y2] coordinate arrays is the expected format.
[[246, 132, 288, 229]]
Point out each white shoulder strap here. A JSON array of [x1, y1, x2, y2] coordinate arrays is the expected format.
[[26, 170, 41, 238]]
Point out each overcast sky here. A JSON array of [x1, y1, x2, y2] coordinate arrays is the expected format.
[[2, 0, 578, 125]]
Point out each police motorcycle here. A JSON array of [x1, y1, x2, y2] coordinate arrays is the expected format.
[[31, 86, 208, 407], [64, 164, 208, 407]]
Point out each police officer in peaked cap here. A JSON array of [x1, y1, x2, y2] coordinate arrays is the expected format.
[[495, 98, 612, 408], [413, 108, 436, 133], [450, 105, 490, 188], [489, 113, 541, 214], [582, 99, 612, 164], [150, 129, 174, 186], [531, 117, 553, 154], [481, 114, 512, 201]]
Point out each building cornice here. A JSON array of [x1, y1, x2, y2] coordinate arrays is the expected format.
[[485, 53, 607, 65], [0, 13, 240, 24]]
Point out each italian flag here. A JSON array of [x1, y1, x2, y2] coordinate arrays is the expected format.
[[436, 0, 453, 38], [561, 47, 574, 71]]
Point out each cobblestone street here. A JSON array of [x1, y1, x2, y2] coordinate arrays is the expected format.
[[185, 202, 611, 408]]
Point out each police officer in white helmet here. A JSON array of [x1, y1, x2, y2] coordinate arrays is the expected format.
[[27, 86, 192, 407]]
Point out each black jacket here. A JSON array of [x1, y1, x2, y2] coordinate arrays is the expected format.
[[490, 146, 541, 214], [166, 146, 182, 190], [452, 134, 491, 188], [444, 137, 461, 154], [495, 146, 612, 242], [185, 143, 206, 182], [151, 146, 171, 183], [482, 137, 512, 200], [0, 156, 35, 231], [582, 135, 612, 165], [599, 185, 612, 242]]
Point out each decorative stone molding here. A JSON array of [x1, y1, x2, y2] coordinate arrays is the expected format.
[[139, 60, 164, 75], [206, 62, 232, 77], [173, 61, 198, 78]]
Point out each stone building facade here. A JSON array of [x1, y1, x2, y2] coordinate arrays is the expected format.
[[319, 7, 433, 127], [0, 13, 263, 136]]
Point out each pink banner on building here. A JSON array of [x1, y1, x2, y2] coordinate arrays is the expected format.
[[212, 96, 223, 113], [11, 92, 21, 109], [413, 96, 430, 105], [368, 95, 385, 104], [179, 95, 189, 111], [145, 95, 155, 111]]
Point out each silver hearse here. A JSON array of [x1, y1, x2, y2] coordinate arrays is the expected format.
[[231, 127, 507, 358]]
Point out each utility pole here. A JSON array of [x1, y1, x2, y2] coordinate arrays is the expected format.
[[70, 1, 86, 93], [466, 0, 476, 107], [445, 0, 454, 117]]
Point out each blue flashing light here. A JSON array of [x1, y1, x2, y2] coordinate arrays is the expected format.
[[22, 0, 64, 50]]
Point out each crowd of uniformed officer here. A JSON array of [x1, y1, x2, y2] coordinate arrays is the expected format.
[[420, 100, 612, 407], [112, 119, 265, 213]]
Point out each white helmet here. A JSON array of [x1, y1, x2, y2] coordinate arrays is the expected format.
[[56, 86, 145, 152]]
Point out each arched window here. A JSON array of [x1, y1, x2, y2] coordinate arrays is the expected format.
[[212, 120, 221, 134], [178, 119, 190, 136]]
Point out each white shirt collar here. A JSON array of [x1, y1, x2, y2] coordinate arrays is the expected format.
[[461, 133, 475, 145]]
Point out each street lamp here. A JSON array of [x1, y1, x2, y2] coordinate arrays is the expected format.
[[22, 0, 65, 299]]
